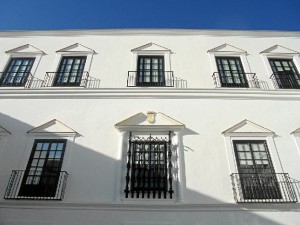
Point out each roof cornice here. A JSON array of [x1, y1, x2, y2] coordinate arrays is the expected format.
[[0, 29, 300, 38]]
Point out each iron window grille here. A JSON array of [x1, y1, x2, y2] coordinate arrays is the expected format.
[[124, 132, 174, 199], [269, 58, 300, 89], [0, 58, 35, 87], [215, 57, 249, 88], [5, 139, 68, 200]]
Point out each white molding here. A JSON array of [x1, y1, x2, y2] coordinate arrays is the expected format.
[[1, 88, 300, 100], [1, 29, 300, 38]]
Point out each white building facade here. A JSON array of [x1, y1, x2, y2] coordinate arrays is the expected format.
[[0, 29, 300, 225]]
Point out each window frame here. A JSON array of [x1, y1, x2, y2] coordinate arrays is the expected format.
[[18, 139, 67, 198], [53, 56, 87, 87]]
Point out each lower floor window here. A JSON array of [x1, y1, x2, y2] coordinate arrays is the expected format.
[[18, 139, 67, 198], [233, 140, 282, 200], [124, 132, 174, 199]]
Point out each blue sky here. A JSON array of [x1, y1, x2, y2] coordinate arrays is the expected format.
[[0, 0, 299, 31]]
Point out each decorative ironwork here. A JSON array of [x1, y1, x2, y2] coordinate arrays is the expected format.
[[127, 71, 174, 87], [212, 72, 259, 88], [270, 73, 300, 89], [231, 173, 297, 203], [0, 72, 33, 87], [4, 170, 68, 200], [43, 71, 90, 87], [124, 132, 173, 199]]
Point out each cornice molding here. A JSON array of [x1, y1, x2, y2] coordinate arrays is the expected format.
[[0, 29, 300, 38], [0, 201, 299, 211], [0, 88, 300, 100]]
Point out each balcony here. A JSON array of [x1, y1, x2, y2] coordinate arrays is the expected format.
[[4, 170, 68, 200], [231, 173, 297, 203], [212, 72, 259, 88], [43, 72, 100, 88], [127, 71, 174, 87], [0, 72, 34, 88], [270, 73, 300, 89]]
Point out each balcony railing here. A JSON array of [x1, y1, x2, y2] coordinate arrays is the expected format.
[[43, 71, 92, 87], [212, 72, 259, 88], [231, 173, 297, 203], [4, 170, 68, 200], [127, 71, 174, 87], [270, 73, 300, 89], [0, 72, 34, 88]]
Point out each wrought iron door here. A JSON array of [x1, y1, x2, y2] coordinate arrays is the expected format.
[[137, 56, 165, 86], [0, 58, 35, 86], [19, 140, 66, 197], [216, 57, 248, 87], [233, 140, 281, 199], [54, 56, 86, 86], [269, 58, 300, 89]]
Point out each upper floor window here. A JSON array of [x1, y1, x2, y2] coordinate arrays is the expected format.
[[215, 57, 248, 88], [269, 58, 300, 89], [0, 58, 35, 86], [128, 43, 174, 87], [208, 44, 259, 88], [53, 56, 87, 86], [260, 45, 300, 90], [43, 43, 95, 88], [136, 56, 165, 87]]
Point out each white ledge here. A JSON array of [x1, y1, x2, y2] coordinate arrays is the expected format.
[[0, 88, 300, 100], [0, 201, 299, 212]]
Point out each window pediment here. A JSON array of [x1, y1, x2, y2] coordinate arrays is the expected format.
[[56, 43, 95, 53], [131, 42, 171, 53], [5, 44, 45, 54], [115, 112, 185, 132], [260, 45, 299, 55], [207, 43, 247, 54], [27, 119, 78, 137], [222, 119, 275, 136]]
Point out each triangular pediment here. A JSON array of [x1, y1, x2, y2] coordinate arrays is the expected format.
[[291, 127, 300, 136], [207, 43, 247, 53], [56, 43, 95, 53], [115, 112, 185, 131], [0, 125, 11, 136], [131, 43, 171, 52], [222, 119, 274, 136], [5, 44, 45, 54], [28, 119, 77, 136], [260, 45, 299, 54]]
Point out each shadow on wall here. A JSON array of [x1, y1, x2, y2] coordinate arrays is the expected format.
[[0, 113, 296, 225]]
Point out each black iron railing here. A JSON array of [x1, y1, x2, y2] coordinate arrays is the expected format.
[[43, 71, 90, 87], [127, 71, 174, 87], [0, 72, 34, 88], [4, 170, 68, 200], [270, 73, 300, 89], [231, 173, 297, 203], [124, 132, 174, 199], [212, 72, 259, 88]]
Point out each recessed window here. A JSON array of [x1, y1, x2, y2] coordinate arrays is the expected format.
[[233, 140, 281, 200], [53, 56, 87, 86], [137, 56, 165, 86], [0, 58, 35, 87], [124, 133, 174, 199], [18, 139, 67, 198], [215, 57, 249, 88], [269, 58, 300, 89]]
